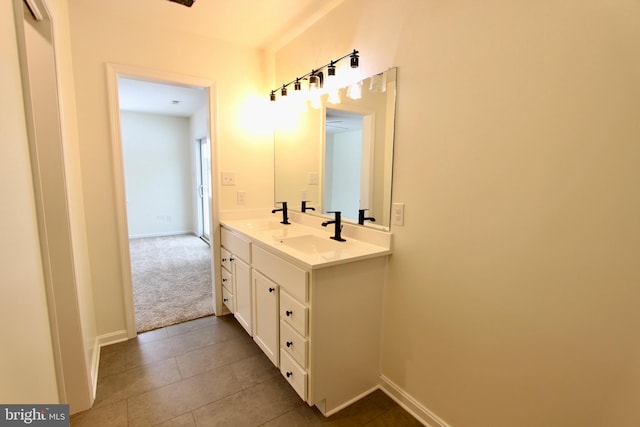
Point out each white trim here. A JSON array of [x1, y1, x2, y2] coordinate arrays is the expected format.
[[105, 63, 220, 339], [321, 385, 380, 417], [90, 330, 128, 400], [90, 338, 100, 400], [380, 375, 450, 427], [97, 329, 129, 348], [129, 230, 195, 239], [106, 64, 137, 339], [25, 0, 44, 21]]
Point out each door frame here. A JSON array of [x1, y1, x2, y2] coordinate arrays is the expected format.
[[322, 105, 376, 221], [106, 63, 221, 338], [196, 137, 212, 243]]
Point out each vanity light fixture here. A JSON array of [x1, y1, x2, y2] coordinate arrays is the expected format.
[[308, 70, 324, 109], [328, 61, 336, 77], [269, 49, 360, 102], [350, 50, 359, 68], [308, 70, 323, 89]]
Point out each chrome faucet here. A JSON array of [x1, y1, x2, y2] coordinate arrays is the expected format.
[[358, 209, 376, 225], [301, 200, 316, 213], [272, 201, 290, 224], [321, 211, 346, 242]]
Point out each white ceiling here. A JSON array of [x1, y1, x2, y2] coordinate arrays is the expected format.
[[118, 78, 208, 117], [111, 0, 343, 117], [83, 0, 343, 51]]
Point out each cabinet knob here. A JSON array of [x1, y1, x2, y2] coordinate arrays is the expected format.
[[286, 371, 293, 378], [230, 256, 235, 262], [223, 298, 228, 302], [222, 278, 228, 283], [222, 258, 227, 262], [286, 341, 293, 348], [269, 287, 275, 293], [285, 310, 293, 317]]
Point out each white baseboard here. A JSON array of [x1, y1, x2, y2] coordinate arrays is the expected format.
[[129, 231, 195, 239], [319, 385, 380, 417], [97, 329, 129, 348], [380, 375, 450, 427], [90, 330, 129, 402]]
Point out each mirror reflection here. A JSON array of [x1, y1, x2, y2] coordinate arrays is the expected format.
[[274, 67, 397, 230]]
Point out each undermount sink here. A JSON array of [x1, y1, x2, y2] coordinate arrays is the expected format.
[[243, 219, 286, 231], [277, 234, 352, 259]]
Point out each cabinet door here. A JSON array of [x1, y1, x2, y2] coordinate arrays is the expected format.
[[233, 258, 252, 335], [252, 270, 279, 367]]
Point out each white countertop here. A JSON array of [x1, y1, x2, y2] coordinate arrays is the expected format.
[[220, 216, 392, 270]]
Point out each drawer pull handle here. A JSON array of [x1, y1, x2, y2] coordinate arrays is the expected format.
[[285, 310, 293, 317], [269, 287, 275, 293], [286, 341, 293, 348], [286, 371, 293, 378]]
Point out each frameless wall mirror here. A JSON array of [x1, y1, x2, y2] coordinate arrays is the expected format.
[[274, 67, 397, 230]]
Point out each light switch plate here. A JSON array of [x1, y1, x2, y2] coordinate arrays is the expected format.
[[222, 172, 235, 186], [392, 203, 405, 226]]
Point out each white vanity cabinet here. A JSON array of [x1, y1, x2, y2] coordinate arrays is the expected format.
[[220, 228, 252, 335], [251, 270, 279, 366], [220, 249, 234, 312], [249, 236, 387, 417], [219, 220, 389, 416]]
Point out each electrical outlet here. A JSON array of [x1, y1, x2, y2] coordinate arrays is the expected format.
[[222, 172, 235, 186], [237, 191, 246, 205], [392, 203, 405, 226], [308, 172, 319, 185]]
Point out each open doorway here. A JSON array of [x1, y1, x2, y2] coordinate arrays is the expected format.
[[324, 108, 374, 222], [113, 73, 217, 334]]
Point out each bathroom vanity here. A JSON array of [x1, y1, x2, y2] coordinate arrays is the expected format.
[[219, 214, 391, 416]]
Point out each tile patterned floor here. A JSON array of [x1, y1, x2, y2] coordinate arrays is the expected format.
[[71, 315, 423, 426]]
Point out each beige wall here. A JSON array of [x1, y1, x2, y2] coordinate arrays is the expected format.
[[0, 0, 59, 404], [276, 0, 640, 425], [66, 1, 274, 335]]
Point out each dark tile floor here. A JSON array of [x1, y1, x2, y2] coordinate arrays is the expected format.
[[71, 315, 423, 426]]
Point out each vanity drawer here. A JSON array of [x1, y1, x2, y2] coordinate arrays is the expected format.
[[280, 290, 308, 336], [280, 350, 307, 400], [221, 247, 232, 271], [280, 320, 308, 368], [221, 227, 250, 263], [252, 245, 308, 302], [222, 287, 233, 312], [221, 268, 232, 292]]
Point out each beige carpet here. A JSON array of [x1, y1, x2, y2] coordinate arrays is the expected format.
[[129, 234, 213, 332]]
